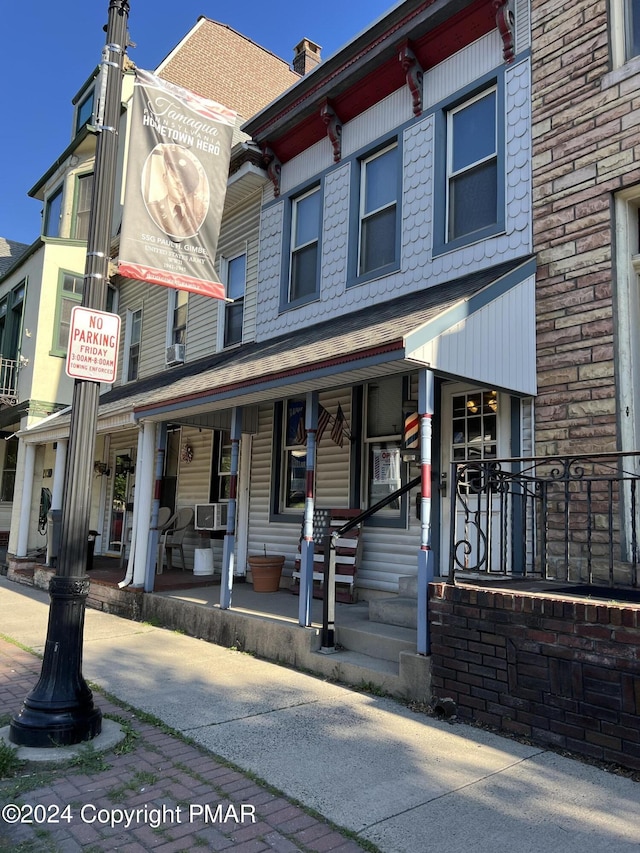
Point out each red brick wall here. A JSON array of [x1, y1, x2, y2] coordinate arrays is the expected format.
[[429, 582, 640, 770], [531, 0, 640, 456]]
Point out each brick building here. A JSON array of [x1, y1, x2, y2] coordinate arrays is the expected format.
[[531, 0, 640, 457]]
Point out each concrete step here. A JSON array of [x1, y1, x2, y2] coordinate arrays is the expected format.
[[336, 617, 416, 663], [369, 595, 418, 629], [398, 575, 418, 596]]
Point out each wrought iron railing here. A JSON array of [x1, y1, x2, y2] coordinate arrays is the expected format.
[[0, 357, 18, 404], [449, 451, 640, 589]]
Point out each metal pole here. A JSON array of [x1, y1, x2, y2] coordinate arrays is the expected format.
[[10, 0, 130, 747]]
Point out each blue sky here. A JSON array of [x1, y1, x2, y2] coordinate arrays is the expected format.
[[1, 0, 396, 246]]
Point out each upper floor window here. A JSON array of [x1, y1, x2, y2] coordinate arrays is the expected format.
[[171, 289, 188, 346], [447, 88, 497, 242], [224, 253, 246, 347], [53, 272, 84, 354], [359, 143, 399, 277], [126, 309, 142, 382], [289, 186, 321, 304], [75, 89, 95, 135], [72, 173, 94, 241], [43, 185, 63, 238]]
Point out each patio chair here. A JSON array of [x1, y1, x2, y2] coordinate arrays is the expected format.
[[157, 507, 194, 573]]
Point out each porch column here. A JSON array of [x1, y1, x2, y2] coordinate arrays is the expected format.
[[51, 439, 68, 510], [16, 442, 36, 557], [129, 423, 154, 587], [417, 369, 435, 655], [144, 423, 167, 592], [220, 407, 242, 609], [299, 392, 318, 627]]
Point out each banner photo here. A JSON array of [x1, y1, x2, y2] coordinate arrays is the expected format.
[[118, 69, 236, 299]]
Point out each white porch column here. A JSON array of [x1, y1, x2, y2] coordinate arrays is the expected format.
[[51, 440, 68, 510], [417, 369, 435, 655], [144, 423, 167, 592], [16, 442, 37, 557], [299, 392, 318, 627], [220, 407, 242, 609], [129, 421, 155, 588]]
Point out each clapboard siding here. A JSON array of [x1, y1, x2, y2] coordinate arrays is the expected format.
[[116, 278, 169, 384], [172, 426, 214, 570]]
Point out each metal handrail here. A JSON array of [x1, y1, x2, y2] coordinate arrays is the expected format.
[[333, 474, 422, 538]]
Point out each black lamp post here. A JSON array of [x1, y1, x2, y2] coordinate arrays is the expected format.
[[9, 0, 130, 747]]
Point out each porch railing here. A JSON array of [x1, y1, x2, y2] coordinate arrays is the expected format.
[[0, 357, 18, 405], [448, 451, 640, 589]]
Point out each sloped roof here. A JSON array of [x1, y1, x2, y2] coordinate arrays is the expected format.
[[0, 238, 30, 277], [156, 18, 300, 122]]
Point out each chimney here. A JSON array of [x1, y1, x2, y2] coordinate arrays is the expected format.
[[293, 38, 322, 75]]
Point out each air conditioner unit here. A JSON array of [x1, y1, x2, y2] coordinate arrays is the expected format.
[[194, 502, 228, 531], [166, 343, 185, 365]]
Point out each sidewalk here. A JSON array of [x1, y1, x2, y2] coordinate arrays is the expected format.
[[1, 576, 639, 853]]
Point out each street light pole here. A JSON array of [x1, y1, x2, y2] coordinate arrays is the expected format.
[[9, 0, 130, 747]]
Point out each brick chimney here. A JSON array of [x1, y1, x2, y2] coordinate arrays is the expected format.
[[293, 38, 322, 75]]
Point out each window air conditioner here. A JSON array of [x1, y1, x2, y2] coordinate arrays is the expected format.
[[194, 502, 228, 531], [166, 343, 185, 365]]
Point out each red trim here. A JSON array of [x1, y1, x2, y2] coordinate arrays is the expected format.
[[306, 469, 315, 499], [134, 340, 404, 414], [117, 262, 226, 300], [422, 464, 432, 499]]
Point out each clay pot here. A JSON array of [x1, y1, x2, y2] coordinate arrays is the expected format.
[[248, 555, 285, 593]]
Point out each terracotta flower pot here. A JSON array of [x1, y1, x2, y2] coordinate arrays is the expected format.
[[248, 555, 285, 592]]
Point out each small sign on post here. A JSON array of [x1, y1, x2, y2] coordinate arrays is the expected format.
[[65, 306, 121, 384]]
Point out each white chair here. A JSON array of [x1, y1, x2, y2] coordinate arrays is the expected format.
[[157, 507, 194, 573]]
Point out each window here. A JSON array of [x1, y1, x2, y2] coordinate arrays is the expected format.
[[364, 376, 403, 517], [0, 437, 18, 502], [43, 185, 63, 238], [75, 89, 95, 135], [224, 254, 246, 347], [447, 88, 497, 242], [282, 399, 307, 510], [451, 389, 499, 493], [53, 272, 84, 353], [126, 309, 142, 382], [289, 187, 320, 303], [171, 289, 188, 345], [72, 173, 94, 241], [212, 431, 232, 501], [359, 143, 398, 276]]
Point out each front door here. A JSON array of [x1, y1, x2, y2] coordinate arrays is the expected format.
[[107, 453, 134, 555], [440, 384, 510, 575]]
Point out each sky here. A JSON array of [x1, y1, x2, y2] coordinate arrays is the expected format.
[[0, 0, 397, 246]]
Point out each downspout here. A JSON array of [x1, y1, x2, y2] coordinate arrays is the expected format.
[[417, 369, 435, 655], [118, 425, 145, 587], [220, 406, 242, 609], [144, 422, 167, 592]]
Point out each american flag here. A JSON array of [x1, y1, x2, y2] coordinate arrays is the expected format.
[[295, 410, 306, 445], [316, 405, 331, 443], [331, 404, 345, 448]]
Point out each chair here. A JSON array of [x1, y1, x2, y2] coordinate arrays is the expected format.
[[157, 507, 194, 573], [156, 506, 173, 531]]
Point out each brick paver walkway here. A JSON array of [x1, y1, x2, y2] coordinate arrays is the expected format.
[[0, 639, 374, 853]]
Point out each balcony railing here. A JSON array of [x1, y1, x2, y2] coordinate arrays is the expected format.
[[448, 451, 640, 589], [0, 357, 17, 405]]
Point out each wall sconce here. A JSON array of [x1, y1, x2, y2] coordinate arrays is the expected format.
[[115, 455, 134, 476], [93, 461, 110, 477]]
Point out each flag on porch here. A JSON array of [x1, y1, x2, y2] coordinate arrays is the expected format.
[[331, 404, 345, 447], [295, 410, 307, 446], [316, 405, 331, 443]]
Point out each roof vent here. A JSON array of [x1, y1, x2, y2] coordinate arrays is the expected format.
[[293, 38, 322, 75]]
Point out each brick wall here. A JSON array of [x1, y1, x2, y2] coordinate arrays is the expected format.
[[429, 581, 640, 770], [531, 0, 640, 456]]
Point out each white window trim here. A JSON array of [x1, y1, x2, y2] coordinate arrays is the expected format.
[[122, 307, 142, 384], [216, 249, 247, 350]]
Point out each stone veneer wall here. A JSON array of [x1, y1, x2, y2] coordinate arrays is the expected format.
[[429, 581, 640, 770]]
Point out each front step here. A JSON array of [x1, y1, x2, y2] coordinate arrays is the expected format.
[[336, 613, 416, 662], [369, 595, 418, 629]]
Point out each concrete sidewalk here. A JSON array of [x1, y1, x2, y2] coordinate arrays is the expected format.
[[1, 576, 639, 853]]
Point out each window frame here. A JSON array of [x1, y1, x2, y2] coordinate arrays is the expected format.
[[43, 185, 64, 238], [282, 184, 322, 310], [222, 251, 246, 348], [124, 308, 142, 383], [270, 399, 307, 522], [51, 270, 84, 356], [74, 88, 95, 136], [357, 142, 400, 279], [72, 171, 94, 241]]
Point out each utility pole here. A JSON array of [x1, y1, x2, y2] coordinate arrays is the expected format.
[[9, 0, 130, 747]]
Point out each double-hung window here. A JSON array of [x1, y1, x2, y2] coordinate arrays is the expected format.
[[75, 88, 95, 135], [53, 272, 84, 354], [447, 88, 498, 242], [44, 185, 63, 238], [282, 399, 307, 511], [72, 173, 94, 241], [224, 253, 246, 347], [364, 376, 403, 519], [171, 289, 188, 345], [126, 309, 142, 382], [289, 187, 320, 303], [359, 143, 398, 277]]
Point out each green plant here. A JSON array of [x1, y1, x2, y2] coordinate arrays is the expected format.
[[67, 743, 110, 773], [0, 740, 24, 779]]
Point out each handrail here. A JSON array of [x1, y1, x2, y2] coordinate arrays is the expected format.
[[333, 474, 422, 538]]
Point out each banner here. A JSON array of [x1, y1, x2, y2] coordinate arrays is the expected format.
[[118, 69, 236, 299]]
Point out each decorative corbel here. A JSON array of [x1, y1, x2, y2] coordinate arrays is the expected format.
[[494, 0, 515, 64], [399, 42, 423, 117], [320, 99, 342, 163], [262, 146, 282, 197]]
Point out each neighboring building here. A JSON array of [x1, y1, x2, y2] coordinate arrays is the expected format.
[[12, 0, 536, 623]]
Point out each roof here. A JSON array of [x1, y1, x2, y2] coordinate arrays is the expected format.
[[0, 238, 30, 277], [156, 18, 300, 123]]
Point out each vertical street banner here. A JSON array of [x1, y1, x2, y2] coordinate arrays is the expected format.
[[118, 69, 236, 299]]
